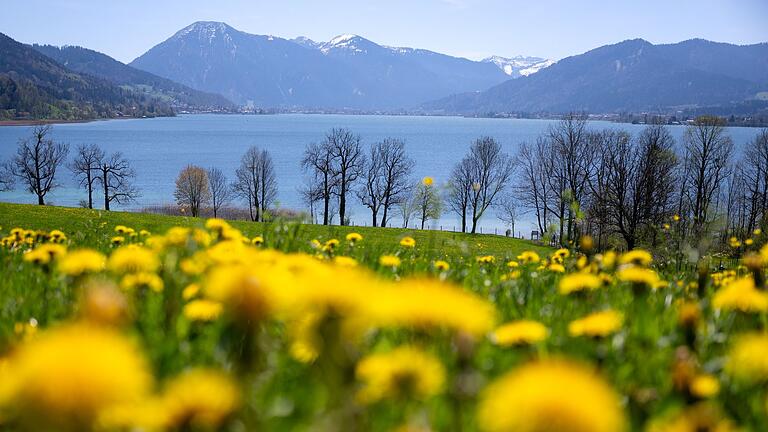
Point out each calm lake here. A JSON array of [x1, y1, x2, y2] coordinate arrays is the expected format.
[[0, 114, 762, 232]]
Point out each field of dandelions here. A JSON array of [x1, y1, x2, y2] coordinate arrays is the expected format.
[[1, 204, 767, 432]]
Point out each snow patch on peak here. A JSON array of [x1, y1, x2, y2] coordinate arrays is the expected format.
[[320, 34, 372, 54], [327, 34, 359, 46], [482, 55, 555, 77]]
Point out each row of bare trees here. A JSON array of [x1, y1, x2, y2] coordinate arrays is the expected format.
[[0, 125, 139, 209], [515, 114, 767, 250], [173, 146, 277, 220]]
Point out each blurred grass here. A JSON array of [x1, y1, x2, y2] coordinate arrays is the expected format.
[[0, 202, 552, 258]]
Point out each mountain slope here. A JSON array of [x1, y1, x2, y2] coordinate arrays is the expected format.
[[32, 44, 234, 110], [424, 39, 768, 114], [130, 22, 511, 109], [0, 32, 173, 120]]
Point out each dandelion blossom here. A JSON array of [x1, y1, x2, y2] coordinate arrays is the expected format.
[[355, 346, 445, 404], [568, 310, 623, 338], [713, 277, 768, 313], [491, 320, 548, 346], [162, 369, 240, 429], [726, 333, 768, 382], [57, 249, 106, 276], [478, 360, 626, 432], [400, 236, 416, 248], [559, 273, 602, 295]]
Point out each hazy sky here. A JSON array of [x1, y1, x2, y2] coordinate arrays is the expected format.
[[2, 0, 767, 63]]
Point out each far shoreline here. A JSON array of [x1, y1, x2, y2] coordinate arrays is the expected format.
[[2, 111, 767, 128]]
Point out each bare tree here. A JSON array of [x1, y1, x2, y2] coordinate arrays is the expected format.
[[446, 157, 473, 233], [0, 164, 14, 191], [327, 128, 364, 226], [397, 187, 419, 228], [358, 142, 385, 226], [742, 129, 768, 233], [5, 125, 69, 205], [70, 144, 104, 209], [174, 165, 210, 217], [301, 141, 337, 225], [378, 139, 414, 227], [682, 115, 733, 236], [234, 147, 277, 222], [299, 178, 323, 223], [547, 114, 593, 244], [206, 167, 232, 218], [97, 152, 139, 211], [497, 195, 517, 236], [465, 136, 516, 234], [414, 180, 442, 229], [514, 138, 553, 235]]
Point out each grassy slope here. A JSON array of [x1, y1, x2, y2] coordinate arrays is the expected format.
[[0, 202, 551, 258]]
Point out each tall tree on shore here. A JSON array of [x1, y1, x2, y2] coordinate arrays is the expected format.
[[358, 138, 414, 227], [742, 129, 768, 232], [514, 138, 553, 236], [466, 136, 516, 234], [446, 157, 473, 233], [234, 147, 277, 222], [682, 115, 733, 236], [70, 144, 104, 209], [206, 167, 232, 218], [96, 151, 139, 211], [174, 165, 210, 217], [301, 141, 337, 225], [327, 128, 364, 226], [5, 125, 69, 205], [414, 177, 442, 230]]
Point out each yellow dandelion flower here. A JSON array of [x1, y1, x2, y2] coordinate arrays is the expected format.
[[689, 374, 720, 398], [370, 278, 496, 336], [646, 403, 736, 432], [204, 264, 283, 321], [23, 244, 66, 265], [548, 263, 566, 273], [346, 232, 363, 243], [1, 323, 152, 430], [559, 273, 602, 295], [205, 218, 231, 233], [491, 320, 549, 346], [673, 214, 681, 222], [677, 302, 701, 328], [434, 260, 450, 271], [57, 249, 106, 276], [478, 360, 626, 432], [617, 266, 660, 288], [334, 256, 359, 267], [726, 333, 768, 382], [729, 237, 742, 248], [108, 246, 160, 274], [48, 229, 67, 243], [506, 260, 519, 268], [183, 300, 223, 322], [162, 369, 240, 430], [745, 238, 754, 246], [355, 346, 445, 404], [111, 236, 125, 246], [568, 310, 622, 338], [379, 254, 402, 268], [619, 249, 653, 267], [400, 236, 416, 248], [476, 255, 495, 264], [114, 225, 131, 234], [713, 277, 768, 313], [251, 236, 264, 246], [182, 283, 201, 300], [517, 250, 540, 264], [422, 176, 434, 186], [121, 272, 164, 293]]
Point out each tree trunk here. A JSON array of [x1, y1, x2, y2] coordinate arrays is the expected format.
[[339, 182, 347, 226], [323, 195, 330, 225], [87, 172, 93, 209], [103, 172, 110, 211], [461, 210, 466, 233], [37, 194, 44, 205], [371, 210, 378, 227]]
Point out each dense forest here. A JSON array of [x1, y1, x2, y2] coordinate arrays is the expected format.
[[0, 33, 174, 121]]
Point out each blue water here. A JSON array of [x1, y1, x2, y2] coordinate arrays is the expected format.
[[0, 114, 761, 232]]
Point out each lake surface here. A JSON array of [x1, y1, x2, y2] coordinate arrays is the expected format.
[[0, 114, 762, 233]]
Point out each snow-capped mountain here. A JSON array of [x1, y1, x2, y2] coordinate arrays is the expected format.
[[482, 55, 555, 77], [131, 22, 511, 108]]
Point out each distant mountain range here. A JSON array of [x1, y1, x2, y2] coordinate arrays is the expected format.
[[3, 22, 767, 119], [0, 32, 175, 120], [32, 45, 234, 110], [129, 22, 528, 109], [423, 38, 768, 114]]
